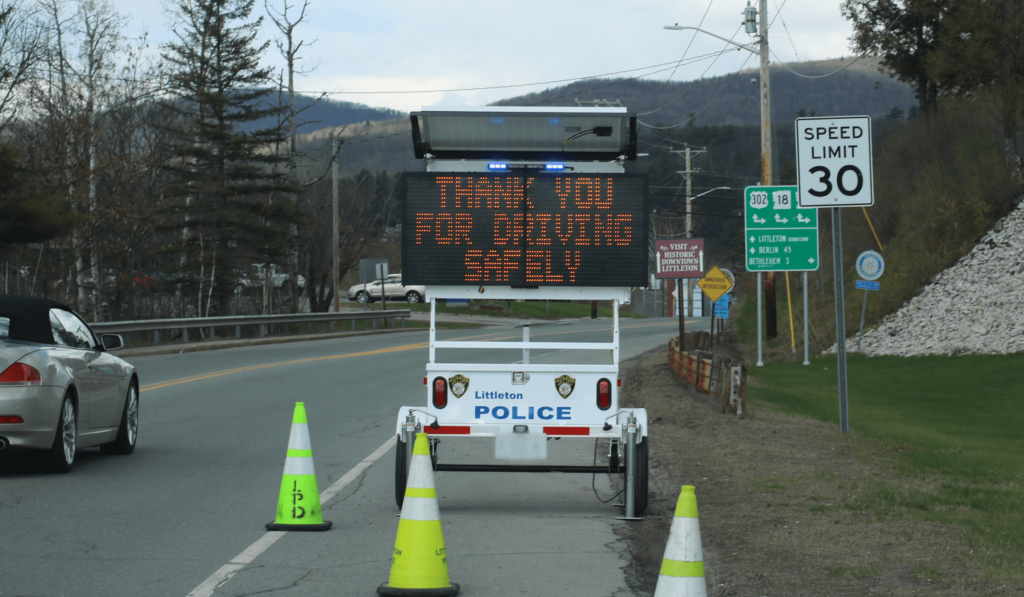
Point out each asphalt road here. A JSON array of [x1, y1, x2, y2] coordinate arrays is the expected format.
[[0, 315, 708, 597]]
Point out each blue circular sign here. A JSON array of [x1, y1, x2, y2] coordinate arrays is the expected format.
[[855, 250, 885, 281]]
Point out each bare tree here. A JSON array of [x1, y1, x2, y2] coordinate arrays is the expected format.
[[30, 0, 126, 317], [0, 1, 44, 133], [266, 0, 320, 310]]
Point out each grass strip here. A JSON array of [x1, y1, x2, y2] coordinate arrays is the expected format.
[[749, 353, 1024, 581]]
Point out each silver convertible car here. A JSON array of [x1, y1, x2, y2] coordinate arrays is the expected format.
[[0, 295, 138, 472]]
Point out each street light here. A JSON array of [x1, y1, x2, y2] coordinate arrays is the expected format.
[[692, 186, 731, 199], [687, 187, 732, 237], [663, 25, 757, 54]]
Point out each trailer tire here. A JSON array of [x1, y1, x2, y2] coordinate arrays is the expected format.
[[395, 435, 408, 509], [633, 437, 649, 516]]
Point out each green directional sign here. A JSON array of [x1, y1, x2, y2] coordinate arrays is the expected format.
[[744, 186, 819, 272]]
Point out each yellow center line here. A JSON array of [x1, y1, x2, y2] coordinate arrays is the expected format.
[[141, 342, 428, 392], [141, 320, 690, 393]]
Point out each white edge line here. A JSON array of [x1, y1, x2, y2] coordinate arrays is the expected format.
[[185, 435, 398, 597]]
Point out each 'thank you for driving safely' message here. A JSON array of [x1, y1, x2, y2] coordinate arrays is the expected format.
[[401, 173, 649, 287]]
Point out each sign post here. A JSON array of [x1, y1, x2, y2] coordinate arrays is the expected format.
[[803, 272, 810, 365], [655, 239, 705, 346], [697, 266, 734, 349], [360, 259, 388, 312], [376, 262, 390, 313], [745, 185, 819, 368], [797, 116, 875, 434], [854, 250, 885, 352]]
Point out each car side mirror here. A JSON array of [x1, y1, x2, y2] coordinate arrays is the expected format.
[[101, 334, 124, 351]]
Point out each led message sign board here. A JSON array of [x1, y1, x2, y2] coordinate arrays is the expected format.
[[401, 172, 649, 287]]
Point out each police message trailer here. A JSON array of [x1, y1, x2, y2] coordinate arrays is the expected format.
[[394, 106, 650, 520], [402, 172, 648, 288]]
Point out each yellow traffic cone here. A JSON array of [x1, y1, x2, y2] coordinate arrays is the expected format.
[[653, 485, 707, 597], [265, 402, 332, 531], [377, 432, 459, 596]]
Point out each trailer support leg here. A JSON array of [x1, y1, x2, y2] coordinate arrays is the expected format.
[[618, 414, 642, 520], [403, 414, 420, 478]]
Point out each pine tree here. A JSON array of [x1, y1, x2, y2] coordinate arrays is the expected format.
[[840, 0, 949, 116], [161, 0, 301, 315], [927, 0, 1023, 172]]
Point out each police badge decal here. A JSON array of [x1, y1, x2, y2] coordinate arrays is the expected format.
[[448, 374, 469, 398], [555, 374, 576, 398]]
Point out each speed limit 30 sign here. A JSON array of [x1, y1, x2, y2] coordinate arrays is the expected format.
[[796, 116, 873, 207]]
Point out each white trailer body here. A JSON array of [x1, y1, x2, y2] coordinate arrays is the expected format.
[[394, 106, 649, 519]]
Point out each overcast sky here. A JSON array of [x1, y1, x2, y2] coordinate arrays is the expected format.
[[114, 0, 855, 114]]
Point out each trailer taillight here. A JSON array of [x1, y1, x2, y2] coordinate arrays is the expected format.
[[432, 377, 448, 409], [597, 378, 612, 410]]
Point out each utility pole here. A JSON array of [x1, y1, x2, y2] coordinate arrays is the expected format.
[[665, 4, 777, 337], [671, 144, 706, 320], [332, 136, 340, 313], [757, 0, 778, 339], [670, 144, 706, 343]]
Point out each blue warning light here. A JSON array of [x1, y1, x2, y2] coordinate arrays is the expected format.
[[488, 163, 507, 170], [545, 164, 565, 170]]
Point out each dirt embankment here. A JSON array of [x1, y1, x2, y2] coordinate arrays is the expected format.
[[615, 347, 989, 597]]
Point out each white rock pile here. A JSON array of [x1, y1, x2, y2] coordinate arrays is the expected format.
[[830, 199, 1024, 357]]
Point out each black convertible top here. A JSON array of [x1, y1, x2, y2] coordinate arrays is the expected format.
[[0, 294, 76, 345]]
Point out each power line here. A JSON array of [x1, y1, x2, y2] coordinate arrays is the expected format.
[[523, 48, 741, 107], [301, 56, 727, 96], [640, 25, 745, 116], [766, 0, 790, 32], [636, 0, 717, 115], [771, 0, 800, 60], [16, 56, 717, 99], [767, 8, 906, 80], [638, 52, 754, 130], [653, 210, 743, 219]]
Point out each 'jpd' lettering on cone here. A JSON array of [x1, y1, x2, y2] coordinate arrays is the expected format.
[[266, 402, 332, 532]]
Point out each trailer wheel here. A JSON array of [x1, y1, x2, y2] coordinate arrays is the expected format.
[[395, 436, 408, 509], [633, 437, 649, 516]]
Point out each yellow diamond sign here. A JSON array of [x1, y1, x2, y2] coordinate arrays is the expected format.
[[697, 265, 734, 303]]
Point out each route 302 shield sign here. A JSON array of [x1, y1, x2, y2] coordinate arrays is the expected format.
[[795, 115, 874, 208]]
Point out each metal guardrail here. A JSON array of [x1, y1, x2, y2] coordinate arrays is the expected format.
[[91, 310, 412, 346]]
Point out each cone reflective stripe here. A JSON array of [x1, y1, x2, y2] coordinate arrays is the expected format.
[[378, 433, 459, 596], [266, 403, 332, 531], [653, 485, 707, 597]]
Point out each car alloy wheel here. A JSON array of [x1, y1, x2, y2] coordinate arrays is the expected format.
[[49, 395, 76, 473], [126, 385, 138, 445], [356, 291, 368, 303], [61, 398, 76, 464], [406, 291, 422, 303], [101, 383, 139, 455]]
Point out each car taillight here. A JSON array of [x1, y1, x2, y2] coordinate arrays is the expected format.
[[597, 378, 612, 410], [0, 363, 41, 385], [0, 415, 23, 424], [432, 377, 448, 409]]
